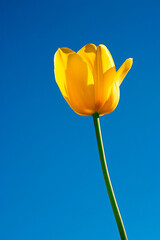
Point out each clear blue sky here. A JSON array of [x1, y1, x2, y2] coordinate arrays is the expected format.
[[1, 0, 160, 239]]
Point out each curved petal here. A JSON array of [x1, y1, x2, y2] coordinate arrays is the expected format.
[[99, 82, 120, 116], [95, 45, 115, 109], [115, 58, 133, 86], [77, 43, 97, 74], [54, 48, 94, 115], [65, 53, 95, 115], [54, 48, 75, 98], [96, 66, 116, 111], [78, 44, 115, 109], [64, 96, 92, 116], [96, 44, 115, 74], [78, 44, 115, 75]]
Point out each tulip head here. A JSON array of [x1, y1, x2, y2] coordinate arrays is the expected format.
[[54, 44, 133, 116]]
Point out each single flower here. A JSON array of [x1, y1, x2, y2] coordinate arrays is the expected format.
[[54, 43, 133, 116]]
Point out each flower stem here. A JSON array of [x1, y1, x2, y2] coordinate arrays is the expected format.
[[93, 112, 128, 240]]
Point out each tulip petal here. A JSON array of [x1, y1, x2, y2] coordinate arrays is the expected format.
[[64, 96, 92, 116], [115, 58, 133, 86], [54, 48, 95, 115], [95, 45, 115, 109], [78, 44, 115, 110], [65, 53, 95, 115], [95, 66, 116, 111], [77, 43, 97, 74], [99, 82, 120, 115], [78, 44, 115, 76], [54, 48, 75, 98], [96, 45, 115, 74]]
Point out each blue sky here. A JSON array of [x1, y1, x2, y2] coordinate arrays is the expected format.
[[0, 0, 160, 239]]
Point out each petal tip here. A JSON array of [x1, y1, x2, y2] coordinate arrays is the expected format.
[[126, 58, 133, 69], [116, 58, 133, 86]]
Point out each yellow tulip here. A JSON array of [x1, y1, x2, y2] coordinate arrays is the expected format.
[[54, 43, 133, 116]]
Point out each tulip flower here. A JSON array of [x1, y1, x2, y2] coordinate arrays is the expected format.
[[54, 43, 132, 116], [54, 44, 133, 240]]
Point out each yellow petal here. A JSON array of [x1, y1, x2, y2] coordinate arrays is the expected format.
[[99, 82, 120, 115], [96, 66, 116, 111], [55, 48, 81, 114], [54, 48, 75, 98], [65, 53, 95, 115], [115, 58, 133, 86], [78, 44, 115, 109], [95, 45, 115, 109], [54, 48, 95, 115], [77, 43, 97, 74], [64, 96, 91, 116], [96, 44, 115, 74]]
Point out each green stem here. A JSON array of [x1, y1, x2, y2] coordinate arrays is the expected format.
[[93, 112, 128, 240]]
